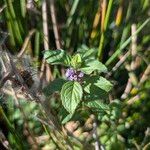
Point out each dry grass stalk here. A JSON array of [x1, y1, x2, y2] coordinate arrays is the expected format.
[[40, 0, 52, 83], [49, 0, 61, 49], [127, 64, 150, 105], [17, 29, 36, 58], [101, 0, 107, 32], [121, 24, 138, 99]]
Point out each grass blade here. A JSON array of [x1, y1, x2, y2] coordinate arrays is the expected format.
[[66, 0, 80, 27], [98, 0, 113, 60], [20, 0, 26, 18], [105, 18, 150, 66]]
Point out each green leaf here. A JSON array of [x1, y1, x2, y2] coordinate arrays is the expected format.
[[85, 100, 109, 111], [61, 81, 83, 114], [58, 108, 74, 124], [83, 76, 110, 100], [80, 59, 107, 74], [61, 113, 74, 124], [94, 76, 113, 92], [77, 45, 97, 60], [84, 85, 108, 101], [71, 53, 82, 69], [43, 49, 71, 66], [43, 78, 66, 96]]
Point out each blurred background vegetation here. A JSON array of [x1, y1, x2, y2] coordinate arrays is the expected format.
[[0, 0, 150, 149]]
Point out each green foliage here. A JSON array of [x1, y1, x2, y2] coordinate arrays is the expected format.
[[43, 48, 111, 118], [44, 49, 107, 75], [80, 59, 107, 74], [85, 100, 109, 112], [58, 107, 74, 124], [94, 76, 113, 92], [43, 78, 66, 96], [43, 49, 71, 66], [0, 0, 150, 149], [71, 53, 82, 69], [77, 45, 97, 60], [61, 81, 83, 114], [83, 75, 112, 100]]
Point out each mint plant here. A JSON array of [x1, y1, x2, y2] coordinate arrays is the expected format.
[[43, 47, 113, 123]]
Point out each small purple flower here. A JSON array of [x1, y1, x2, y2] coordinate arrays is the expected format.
[[65, 68, 84, 81], [65, 68, 74, 78], [78, 72, 84, 78], [73, 74, 78, 81], [68, 75, 74, 81]]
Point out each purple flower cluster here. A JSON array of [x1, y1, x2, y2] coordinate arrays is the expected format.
[[65, 68, 84, 81]]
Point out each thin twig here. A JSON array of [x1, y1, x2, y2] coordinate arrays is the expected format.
[[49, 0, 61, 49], [48, 0, 66, 77], [121, 78, 132, 99], [127, 64, 150, 105], [131, 24, 137, 71], [17, 29, 36, 58], [42, 0, 49, 51], [2, 88, 25, 99], [141, 128, 150, 147], [0, 71, 13, 89], [0, 131, 10, 149], [121, 24, 138, 99], [0, 5, 6, 14], [126, 94, 141, 105], [143, 142, 150, 150], [33, 115, 55, 130], [40, 0, 52, 83], [133, 140, 141, 150], [33, 112, 70, 150], [93, 121, 100, 150], [140, 65, 150, 84], [107, 51, 130, 77]]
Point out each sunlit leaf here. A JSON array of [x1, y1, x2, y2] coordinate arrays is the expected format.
[[61, 81, 83, 114], [83, 76, 110, 100], [77, 45, 97, 60], [71, 53, 82, 69], [43, 49, 71, 66], [80, 59, 107, 74], [94, 76, 113, 92], [85, 100, 109, 111]]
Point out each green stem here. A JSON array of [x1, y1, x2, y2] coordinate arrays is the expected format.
[[98, 0, 113, 60], [5, 0, 23, 44], [66, 0, 80, 27], [104, 0, 113, 30], [34, 31, 40, 59], [98, 33, 104, 59], [20, 0, 26, 18]]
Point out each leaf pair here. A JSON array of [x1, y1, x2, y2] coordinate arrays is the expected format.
[[43, 49, 107, 75]]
